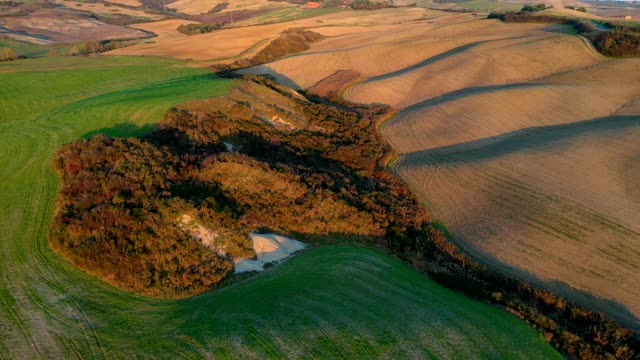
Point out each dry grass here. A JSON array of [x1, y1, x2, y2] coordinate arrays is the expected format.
[[241, 13, 640, 328]]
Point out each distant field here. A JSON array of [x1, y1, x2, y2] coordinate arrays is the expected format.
[[233, 7, 341, 26], [580, 0, 640, 20], [418, 0, 522, 12], [167, 0, 290, 16], [246, 13, 640, 329], [0, 55, 561, 357], [53, 0, 165, 20], [376, 28, 640, 328], [0, 7, 152, 44], [108, 7, 427, 64]]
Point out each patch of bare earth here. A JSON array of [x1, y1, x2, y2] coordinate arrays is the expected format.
[[307, 69, 361, 98], [0, 8, 152, 44]]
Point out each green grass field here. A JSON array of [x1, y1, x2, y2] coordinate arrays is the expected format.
[[0, 56, 560, 358], [417, 0, 521, 12], [240, 7, 341, 26]]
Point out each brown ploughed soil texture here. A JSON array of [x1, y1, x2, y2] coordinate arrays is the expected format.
[[308, 69, 361, 98], [239, 12, 640, 329], [0, 8, 152, 44], [107, 8, 430, 65]]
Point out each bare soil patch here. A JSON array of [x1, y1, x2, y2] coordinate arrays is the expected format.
[[308, 69, 361, 98], [0, 8, 152, 44]]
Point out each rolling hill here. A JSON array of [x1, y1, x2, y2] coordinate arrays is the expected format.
[[242, 13, 640, 329], [0, 55, 561, 358]]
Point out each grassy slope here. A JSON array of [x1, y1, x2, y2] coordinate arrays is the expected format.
[[0, 38, 50, 58], [239, 7, 341, 26], [0, 56, 558, 358], [417, 0, 522, 12]]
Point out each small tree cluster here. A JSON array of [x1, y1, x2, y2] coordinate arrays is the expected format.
[[177, 23, 221, 35], [350, 0, 392, 10], [564, 5, 587, 12], [521, 3, 549, 12]]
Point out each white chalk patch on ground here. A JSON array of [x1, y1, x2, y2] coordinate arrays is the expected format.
[[234, 233, 306, 273], [261, 115, 296, 130], [179, 214, 225, 255], [234, 259, 265, 273], [179, 214, 306, 273]]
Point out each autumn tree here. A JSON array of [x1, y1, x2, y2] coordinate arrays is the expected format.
[[0, 47, 16, 62]]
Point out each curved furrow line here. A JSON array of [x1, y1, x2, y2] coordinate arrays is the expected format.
[[478, 166, 639, 239]]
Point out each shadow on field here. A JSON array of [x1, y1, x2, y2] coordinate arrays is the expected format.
[[399, 82, 547, 112], [402, 115, 640, 162], [468, 248, 640, 331], [82, 122, 157, 139], [391, 114, 640, 330], [239, 67, 301, 89], [360, 37, 528, 84]]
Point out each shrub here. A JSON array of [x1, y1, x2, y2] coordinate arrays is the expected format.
[[177, 23, 221, 35], [564, 5, 586, 12], [350, 0, 392, 10], [205, 1, 228, 14], [0, 47, 16, 62], [521, 3, 548, 12], [594, 28, 640, 57]]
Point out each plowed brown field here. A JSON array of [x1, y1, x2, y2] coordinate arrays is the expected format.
[[241, 13, 640, 328]]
